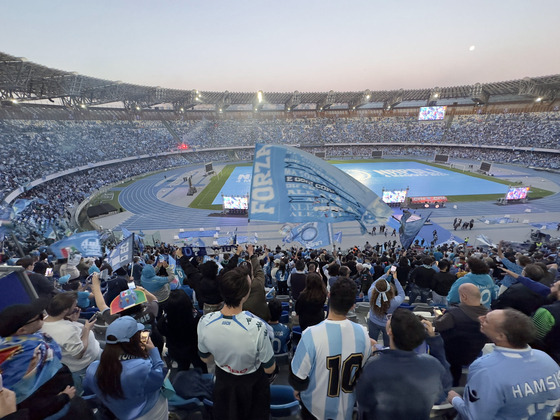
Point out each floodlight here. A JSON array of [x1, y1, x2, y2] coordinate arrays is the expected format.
[[257, 91, 263, 103]]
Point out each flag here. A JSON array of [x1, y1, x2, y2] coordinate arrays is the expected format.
[[107, 235, 134, 271], [121, 227, 133, 239], [476, 234, 494, 247], [333, 231, 343, 244], [50, 231, 102, 259], [283, 222, 332, 249], [12, 199, 34, 215], [249, 144, 391, 232], [398, 210, 431, 250]]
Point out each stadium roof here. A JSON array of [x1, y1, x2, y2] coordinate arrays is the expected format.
[[1, 51, 559, 112]]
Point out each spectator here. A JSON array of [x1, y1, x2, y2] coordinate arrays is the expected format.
[[197, 261, 276, 420], [40, 292, 100, 394], [267, 298, 291, 355], [447, 257, 497, 308], [157, 289, 206, 372], [294, 272, 327, 332], [0, 299, 85, 419], [433, 283, 489, 386], [290, 277, 372, 420], [84, 316, 168, 419], [367, 273, 406, 345], [356, 308, 451, 420], [447, 309, 560, 419]]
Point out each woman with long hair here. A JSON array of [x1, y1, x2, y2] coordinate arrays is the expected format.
[[84, 316, 167, 420], [295, 272, 328, 331], [157, 289, 207, 372], [367, 269, 405, 346], [273, 260, 289, 295]]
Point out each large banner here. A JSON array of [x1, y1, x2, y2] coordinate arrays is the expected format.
[[249, 144, 391, 232], [50, 231, 102, 258]]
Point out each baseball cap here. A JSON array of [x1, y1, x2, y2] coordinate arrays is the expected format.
[[110, 289, 147, 315], [0, 298, 49, 337], [105, 316, 144, 344]]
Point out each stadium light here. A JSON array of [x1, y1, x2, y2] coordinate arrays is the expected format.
[[257, 90, 263, 103]]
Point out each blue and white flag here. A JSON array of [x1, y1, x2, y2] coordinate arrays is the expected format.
[[284, 222, 332, 249], [476, 234, 495, 247], [12, 199, 34, 215], [121, 227, 133, 239], [249, 144, 391, 232], [399, 211, 431, 250], [50, 231, 102, 258], [236, 234, 258, 245], [108, 235, 134, 271]]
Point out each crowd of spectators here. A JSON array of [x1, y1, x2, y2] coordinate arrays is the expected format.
[[2, 110, 559, 202], [1, 235, 559, 419], [1, 109, 559, 255]]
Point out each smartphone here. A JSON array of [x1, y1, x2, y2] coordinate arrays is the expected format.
[[100, 269, 109, 281], [88, 312, 99, 323], [140, 330, 150, 344], [390, 266, 397, 272], [127, 281, 136, 289], [434, 309, 443, 316], [45, 268, 53, 277]]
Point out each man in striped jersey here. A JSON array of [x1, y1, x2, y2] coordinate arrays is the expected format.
[[198, 261, 276, 420], [290, 277, 372, 420]]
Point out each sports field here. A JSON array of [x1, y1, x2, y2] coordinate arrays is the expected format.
[[208, 160, 515, 207]]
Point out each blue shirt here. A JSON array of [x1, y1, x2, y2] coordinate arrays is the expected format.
[[452, 346, 560, 420], [84, 348, 166, 420], [271, 322, 291, 354]]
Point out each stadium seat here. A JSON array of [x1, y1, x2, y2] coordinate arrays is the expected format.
[[270, 385, 300, 418]]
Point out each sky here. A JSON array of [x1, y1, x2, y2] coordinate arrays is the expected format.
[[2, 0, 560, 93]]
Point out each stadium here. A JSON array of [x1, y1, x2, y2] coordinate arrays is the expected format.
[[1, 51, 559, 252], [1, 48, 560, 419]]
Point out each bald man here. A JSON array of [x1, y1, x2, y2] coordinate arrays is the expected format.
[[433, 283, 489, 386]]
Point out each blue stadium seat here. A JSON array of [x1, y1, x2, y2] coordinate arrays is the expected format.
[[270, 385, 300, 418]]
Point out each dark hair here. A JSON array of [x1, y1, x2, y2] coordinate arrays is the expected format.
[[33, 262, 48, 275], [307, 261, 317, 273], [327, 263, 340, 277], [268, 298, 283, 322], [300, 273, 327, 304], [295, 259, 305, 271], [437, 259, 450, 271], [518, 255, 532, 267], [62, 279, 80, 291], [390, 308, 426, 351], [339, 266, 351, 278], [422, 257, 433, 266], [467, 257, 489, 275], [219, 265, 251, 307], [46, 292, 77, 316], [16, 257, 34, 270], [329, 277, 356, 316], [200, 261, 219, 279], [523, 264, 545, 282], [96, 332, 148, 398], [369, 279, 396, 317], [500, 309, 536, 348]]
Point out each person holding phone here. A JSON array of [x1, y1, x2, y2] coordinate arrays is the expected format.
[[40, 292, 101, 395], [84, 316, 168, 420], [367, 267, 406, 345]]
